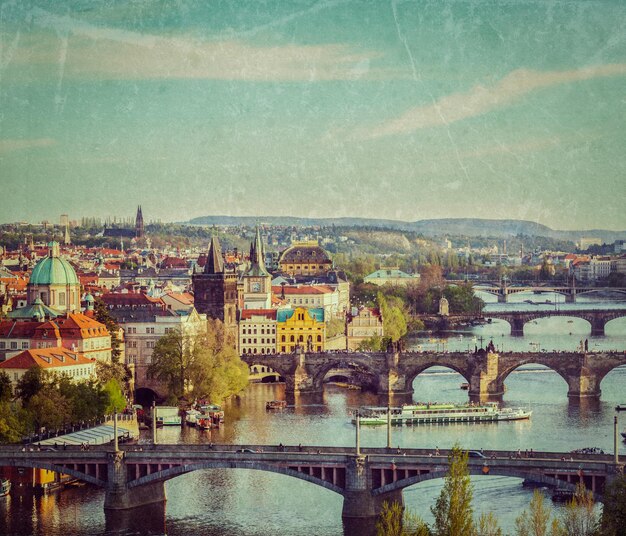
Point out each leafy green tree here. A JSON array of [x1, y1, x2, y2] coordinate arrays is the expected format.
[[358, 334, 383, 351], [378, 292, 408, 342], [188, 319, 249, 402], [0, 371, 12, 402], [326, 317, 346, 338], [148, 329, 189, 397], [27, 386, 72, 432], [0, 401, 29, 443], [514, 490, 561, 536], [148, 320, 248, 402], [558, 483, 599, 536], [476, 512, 503, 536], [103, 378, 127, 414], [58, 377, 107, 422], [599, 473, 626, 536], [96, 361, 132, 396], [376, 501, 431, 536], [15, 367, 50, 405], [431, 445, 474, 536]]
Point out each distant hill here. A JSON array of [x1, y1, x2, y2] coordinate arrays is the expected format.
[[187, 215, 625, 243]]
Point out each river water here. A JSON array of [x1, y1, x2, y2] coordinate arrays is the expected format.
[[1, 295, 625, 536]]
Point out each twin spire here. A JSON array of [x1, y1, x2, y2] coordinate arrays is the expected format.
[[203, 227, 268, 276]]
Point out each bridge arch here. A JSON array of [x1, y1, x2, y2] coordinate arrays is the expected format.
[[373, 467, 586, 498], [496, 360, 570, 394], [248, 364, 284, 383], [310, 356, 381, 391], [404, 363, 471, 390], [5, 459, 106, 487], [127, 460, 345, 496]]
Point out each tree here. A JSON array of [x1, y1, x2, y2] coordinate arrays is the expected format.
[[432, 445, 474, 536], [96, 361, 132, 396], [378, 292, 408, 342], [0, 401, 29, 443], [148, 320, 248, 402], [58, 377, 108, 422], [476, 513, 503, 536], [376, 501, 431, 536], [599, 473, 626, 536], [15, 367, 50, 405], [326, 317, 346, 338], [0, 371, 12, 402], [27, 386, 72, 432], [148, 329, 190, 398], [559, 483, 599, 536], [358, 334, 383, 351], [103, 378, 126, 414], [188, 320, 249, 402], [514, 490, 561, 536]]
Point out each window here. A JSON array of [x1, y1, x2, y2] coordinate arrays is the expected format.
[[10, 342, 17, 349], [146, 341, 155, 348], [22, 342, 29, 349], [146, 327, 155, 334], [59, 292, 66, 306], [0, 342, 4, 349]]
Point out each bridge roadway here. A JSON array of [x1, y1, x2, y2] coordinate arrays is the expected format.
[[416, 307, 626, 336], [468, 283, 626, 303], [0, 444, 622, 522], [242, 350, 626, 400]]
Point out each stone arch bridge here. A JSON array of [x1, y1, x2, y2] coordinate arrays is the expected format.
[[241, 349, 626, 400], [418, 308, 626, 336], [0, 444, 621, 523]]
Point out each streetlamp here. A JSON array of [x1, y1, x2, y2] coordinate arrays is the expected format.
[[355, 410, 361, 456], [615, 405, 626, 465]]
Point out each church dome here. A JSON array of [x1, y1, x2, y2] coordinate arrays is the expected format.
[[29, 242, 79, 286]]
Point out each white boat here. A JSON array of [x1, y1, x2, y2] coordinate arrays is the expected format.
[[352, 401, 531, 426], [185, 409, 202, 426], [155, 406, 182, 426]]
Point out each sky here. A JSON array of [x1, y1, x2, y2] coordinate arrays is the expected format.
[[0, 0, 625, 230]]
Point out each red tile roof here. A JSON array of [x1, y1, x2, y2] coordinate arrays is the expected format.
[[240, 309, 277, 320], [271, 285, 334, 295], [0, 347, 95, 370]]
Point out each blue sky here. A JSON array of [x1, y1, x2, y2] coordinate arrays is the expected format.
[[1, 0, 625, 230]]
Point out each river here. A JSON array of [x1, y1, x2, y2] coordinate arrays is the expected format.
[[1, 296, 625, 535]]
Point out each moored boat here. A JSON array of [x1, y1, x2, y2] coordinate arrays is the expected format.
[[0, 478, 10, 497], [185, 409, 202, 427], [266, 400, 287, 410], [352, 401, 531, 426], [155, 406, 182, 426]]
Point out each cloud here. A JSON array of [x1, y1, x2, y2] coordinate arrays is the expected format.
[[0, 138, 56, 154], [354, 64, 626, 139], [5, 8, 383, 82]]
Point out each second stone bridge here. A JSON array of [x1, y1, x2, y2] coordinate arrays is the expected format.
[[242, 349, 626, 400]]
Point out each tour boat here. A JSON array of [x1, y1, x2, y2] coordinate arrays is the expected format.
[[266, 400, 287, 410], [352, 401, 532, 426], [0, 478, 10, 497], [155, 406, 182, 426], [621, 431, 626, 441], [185, 409, 202, 427]]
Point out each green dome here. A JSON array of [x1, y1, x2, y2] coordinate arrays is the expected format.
[[29, 242, 79, 286]]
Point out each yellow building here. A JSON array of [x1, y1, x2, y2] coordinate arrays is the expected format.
[[276, 307, 325, 353]]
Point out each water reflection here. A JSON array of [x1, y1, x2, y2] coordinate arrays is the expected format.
[[105, 503, 166, 535]]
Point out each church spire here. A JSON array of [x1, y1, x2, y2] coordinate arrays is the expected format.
[[135, 205, 144, 238], [246, 227, 269, 276], [204, 236, 224, 274], [63, 224, 71, 246]]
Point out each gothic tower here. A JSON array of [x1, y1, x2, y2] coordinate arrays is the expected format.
[[193, 236, 238, 348], [135, 205, 144, 238], [242, 227, 272, 310]]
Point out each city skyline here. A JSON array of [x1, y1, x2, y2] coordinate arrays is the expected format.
[[1, 1, 625, 230]]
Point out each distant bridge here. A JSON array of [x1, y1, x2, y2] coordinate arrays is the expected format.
[[417, 308, 626, 336], [241, 349, 626, 400], [468, 283, 626, 303], [0, 444, 622, 522]]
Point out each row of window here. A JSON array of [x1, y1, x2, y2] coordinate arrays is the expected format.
[[242, 348, 276, 354], [241, 338, 276, 345], [241, 327, 276, 335], [0, 341, 29, 350], [280, 345, 323, 352]]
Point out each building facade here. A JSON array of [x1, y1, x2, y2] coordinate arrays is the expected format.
[[239, 309, 277, 355], [276, 307, 325, 353]]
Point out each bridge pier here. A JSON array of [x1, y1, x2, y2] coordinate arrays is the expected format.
[[104, 452, 166, 510], [342, 456, 403, 522], [566, 371, 602, 400], [565, 293, 576, 304], [497, 292, 508, 303], [510, 318, 525, 337], [590, 319, 605, 337]]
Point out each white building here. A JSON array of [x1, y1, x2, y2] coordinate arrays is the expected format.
[[239, 309, 277, 355]]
